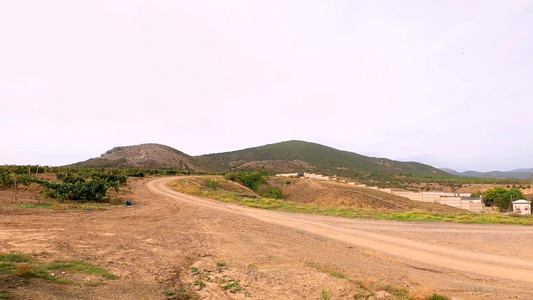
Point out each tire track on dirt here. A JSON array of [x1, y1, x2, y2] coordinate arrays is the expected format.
[[148, 177, 533, 283]]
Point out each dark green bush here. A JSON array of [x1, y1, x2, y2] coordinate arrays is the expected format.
[[226, 172, 282, 199], [268, 187, 282, 199]]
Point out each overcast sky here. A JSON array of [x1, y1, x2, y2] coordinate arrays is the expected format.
[[1, 1, 532, 172]]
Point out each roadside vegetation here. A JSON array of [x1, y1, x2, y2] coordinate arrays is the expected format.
[[170, 176, 533, 226]]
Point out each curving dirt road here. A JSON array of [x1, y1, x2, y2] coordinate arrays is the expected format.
[[149, 177, 533, 298]]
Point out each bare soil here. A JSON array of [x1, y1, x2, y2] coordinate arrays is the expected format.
[[1, 176, 533, 299]]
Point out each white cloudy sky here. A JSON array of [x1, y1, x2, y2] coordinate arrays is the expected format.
[[1, 0, 532, 172]]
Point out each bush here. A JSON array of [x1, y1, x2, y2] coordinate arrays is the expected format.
[[224, 173, 238, 181], [226, 172, 282, 199], [268, 187, 282, 199], [257, 184, 271, 196], [21, 176, 123, 202], [482, 187, 523, 211], [0, 167, 14, 187], [208, 179, 219, 190], [237, 172, 266, 191]]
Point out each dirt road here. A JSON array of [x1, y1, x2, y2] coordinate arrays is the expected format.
[[2, 176, 533, 299], [149, 177, 533, 298]]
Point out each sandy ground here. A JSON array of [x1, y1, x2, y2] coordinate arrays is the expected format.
[[1, 176, 533, 299]]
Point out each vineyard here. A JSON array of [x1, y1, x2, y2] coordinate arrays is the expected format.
[[0, 166, 201, 202]]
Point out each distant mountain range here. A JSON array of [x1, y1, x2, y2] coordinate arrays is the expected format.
[[439, 168, 533, 180], [71, 140, 449, 178]]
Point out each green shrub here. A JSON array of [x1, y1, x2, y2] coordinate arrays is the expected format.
[[224, 173, 238, 181], [208, 179, 219, 190], [268, 187, 282, 199]]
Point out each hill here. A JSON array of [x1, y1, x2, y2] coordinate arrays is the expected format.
[[196, 140, 450, 177], [439, 168, 532, 180], [70, 144, 209, 171]]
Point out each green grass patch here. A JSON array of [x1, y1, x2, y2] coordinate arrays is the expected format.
[[30, 268, 73, 284], [0, 253, 115, 288], [46, 261, 116, 279], [11, 204, 53, 209], [330, 272, 345, 279], [0, 254, 30, 263]]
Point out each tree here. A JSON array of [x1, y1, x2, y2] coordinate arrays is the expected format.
[[482, 187, 507, 207], [482, 187, 523, 211]]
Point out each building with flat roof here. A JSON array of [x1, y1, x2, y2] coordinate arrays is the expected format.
[[512, 199, 531, 215]]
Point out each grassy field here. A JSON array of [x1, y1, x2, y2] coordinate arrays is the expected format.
[[169, 176, 533, 226]]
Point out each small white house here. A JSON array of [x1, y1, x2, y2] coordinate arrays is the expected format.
[[512, 199, 531, 215]]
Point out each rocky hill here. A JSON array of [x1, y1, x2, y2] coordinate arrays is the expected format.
[[70, 144, 209, 171]]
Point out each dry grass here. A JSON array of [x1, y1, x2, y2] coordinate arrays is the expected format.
[[14, 262, 30, 276], [284, 179, 465, 213], [409, 287, 434, 300]]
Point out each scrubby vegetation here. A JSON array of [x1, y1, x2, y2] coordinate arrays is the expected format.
[[224, 171, 282, 199]]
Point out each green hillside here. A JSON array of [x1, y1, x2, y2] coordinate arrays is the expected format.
[[196, 140, 450, 178]]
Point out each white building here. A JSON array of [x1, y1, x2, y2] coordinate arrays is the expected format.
[[512, 199, 531, 215]]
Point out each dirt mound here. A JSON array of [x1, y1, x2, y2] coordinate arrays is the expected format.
[[283, 179, 465, 212], [72, 144, 209, 171]]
